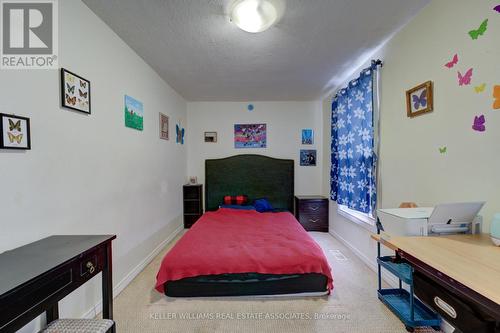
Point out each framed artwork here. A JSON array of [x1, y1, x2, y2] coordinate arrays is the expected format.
[[234, 123, 266, 148], [176, 123, 185, 144], [204, 131, 217, 143], [302, 129, 314, 144], [159, 113, 169, 140], [406, 81, 433, 118], [0, 113, 31, 150], [61, 68, 91, 114], [125, 95, 144, 130], [300, 149, 316, 166]]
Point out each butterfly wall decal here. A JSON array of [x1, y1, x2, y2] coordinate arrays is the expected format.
[[8, 119, 21, 131], [494, 5, 500, 13], [66, 94, 77, 105], [7, 132, 23, 144], [474, 83, 486, 93], [176, 124, 185, 144], [66, 83, 75, 94], [472, 115, 486, 132], [493, 85, 500, 109], [439, 146, 447, 154], [80, 80, 87, 88], [79, 89, 88, 98], [457, 68, 473, 86], [468, 19, 488, 40], [444, 54, 458, 68], [412, 89, 427, 109]]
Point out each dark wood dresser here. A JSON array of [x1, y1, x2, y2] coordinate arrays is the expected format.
[[183, 184, 203, 228], [0, 235, 115, 333], [294, 195, 329, 232]]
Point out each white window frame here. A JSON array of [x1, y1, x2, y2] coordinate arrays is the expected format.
[[337, 205, 376, 232]]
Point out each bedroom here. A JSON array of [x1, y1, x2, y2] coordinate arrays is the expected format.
[[0, 0, 499, 333]]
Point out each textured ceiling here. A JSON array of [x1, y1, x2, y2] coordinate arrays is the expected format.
[[83, 0, 430, 101]]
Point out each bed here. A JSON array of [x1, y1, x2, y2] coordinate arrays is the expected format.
[[155, 154, 333, 297]]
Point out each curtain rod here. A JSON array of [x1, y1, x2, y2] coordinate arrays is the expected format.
[[334, 59, 383, 99]]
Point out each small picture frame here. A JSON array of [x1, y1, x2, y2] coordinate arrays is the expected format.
[[61, 68, 91, 114], [300, 149, 316, 166], [406, 81, 433, 118], [189, 176, 198, 185], [125, 95, 144, 131], [204, 131, 217, 143], [159, 113, 169, 140], [301, 129, 314, 145], [0, 113, 31, 150]]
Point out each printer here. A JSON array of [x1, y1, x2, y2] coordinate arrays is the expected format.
[[377, 202, 484, 236]]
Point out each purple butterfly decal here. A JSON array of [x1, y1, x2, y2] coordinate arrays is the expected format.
[[494, 5, 500, 13], [472, 115, 486, 132], [412, 89, 427, 109]]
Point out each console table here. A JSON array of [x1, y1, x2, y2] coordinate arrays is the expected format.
[[0, 235, 116, 333]]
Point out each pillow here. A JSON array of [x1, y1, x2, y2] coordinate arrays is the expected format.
[[223, 195, 248, 205], [220, 205, 256, 210], [253, 198, 274, 213]]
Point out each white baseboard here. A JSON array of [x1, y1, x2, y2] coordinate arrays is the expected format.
[[329, 229, 399, 288], [82, 225, 183, 319]]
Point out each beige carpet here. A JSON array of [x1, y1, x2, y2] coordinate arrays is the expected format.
[[108, 231, 440, 333]]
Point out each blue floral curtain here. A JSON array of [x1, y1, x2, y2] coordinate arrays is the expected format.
[[330, 68, 377, 214]]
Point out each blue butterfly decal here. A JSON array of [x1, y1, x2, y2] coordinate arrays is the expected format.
[[176, 124, 185, 144], [412, 89, 427, 110]]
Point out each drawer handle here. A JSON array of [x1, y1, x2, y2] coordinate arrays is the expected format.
[[434, 296, 457, 319], [309, 206, 320, 211], [309, 218, 319, 223], [86, 261, 95, 274]]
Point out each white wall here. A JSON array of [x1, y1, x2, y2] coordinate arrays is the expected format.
[[0, 0, 186, 331], [187, 101, 324, 197], [323, 0, 500, 268]]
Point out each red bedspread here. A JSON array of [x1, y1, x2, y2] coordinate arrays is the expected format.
[[155, 208, 333, 293]]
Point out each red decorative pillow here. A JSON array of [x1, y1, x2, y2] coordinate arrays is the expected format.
[[223, 195, 248, 205]]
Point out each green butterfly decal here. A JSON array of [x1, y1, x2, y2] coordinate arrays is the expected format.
[[469, 19, 488, 40], [66, 83, 75, 94], [439, 146, 447, 154]]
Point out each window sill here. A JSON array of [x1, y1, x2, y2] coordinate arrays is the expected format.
[[337, 206, 376, 233]]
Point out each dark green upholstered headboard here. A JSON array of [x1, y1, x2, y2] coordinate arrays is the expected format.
[[205, 155, 294, 212]]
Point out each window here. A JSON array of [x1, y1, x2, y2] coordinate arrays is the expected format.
[[330, 61, 380, 224], [338, 205, 375, 226]]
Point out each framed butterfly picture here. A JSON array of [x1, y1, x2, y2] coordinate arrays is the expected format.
[[61, 68, 91, 114], [405, 81, 433, 118], [0, 113, 31, 150]]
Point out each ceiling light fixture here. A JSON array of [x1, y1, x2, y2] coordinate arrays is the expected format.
[[230, 0, 278, 33]]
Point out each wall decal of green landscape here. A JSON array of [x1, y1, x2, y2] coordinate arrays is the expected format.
[[124, 95, 144, 131]]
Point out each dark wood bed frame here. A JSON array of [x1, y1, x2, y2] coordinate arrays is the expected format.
[[205, 154, 294, 212]]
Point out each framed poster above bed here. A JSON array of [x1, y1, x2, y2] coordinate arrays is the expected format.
[[234, 124, 266, 148]]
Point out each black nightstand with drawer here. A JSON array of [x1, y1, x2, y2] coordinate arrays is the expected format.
[[183, 184, 203, 228], [294, 195, 329, 232]]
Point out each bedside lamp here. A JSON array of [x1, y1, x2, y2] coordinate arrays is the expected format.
[[491, 213, 500, 246]]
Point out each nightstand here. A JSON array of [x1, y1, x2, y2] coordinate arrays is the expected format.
[[183, 184, 203, 228], [294, 195, 329, 232]]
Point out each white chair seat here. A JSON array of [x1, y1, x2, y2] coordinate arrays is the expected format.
[[40, 319, 114, 333]]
